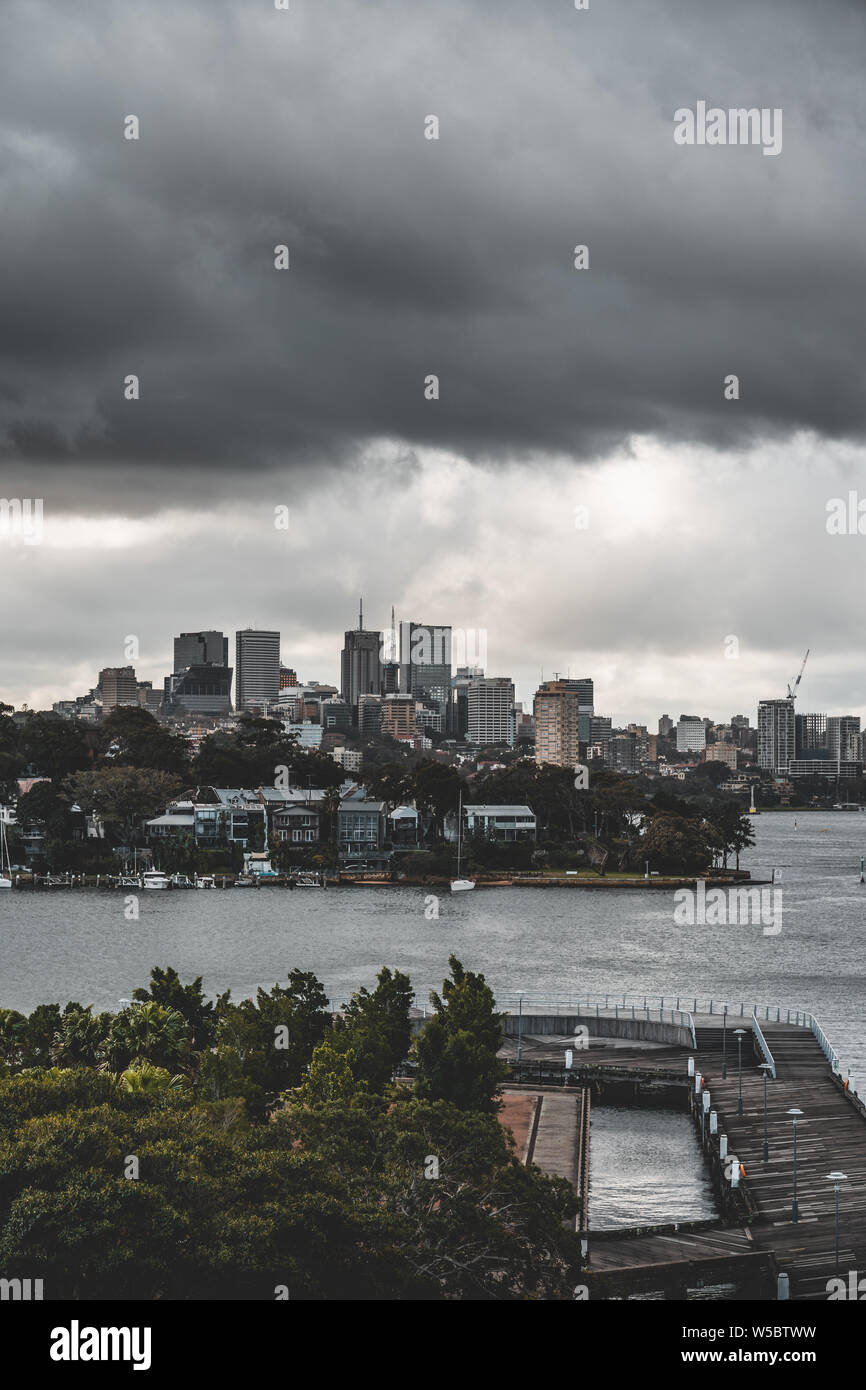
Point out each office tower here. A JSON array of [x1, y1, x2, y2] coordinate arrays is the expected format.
[[381, 694, 417, 740], [173, 631, 228, 671], [358, 694, 383, 735], [589, 715, 613, 746], [658, 714, 674, 738], [399, 622, 452, 723], [451, 666, 484, 738], [533, 679, 581, 767], [628, 723, 648, 762], [164, 665, 233, 716], [563, 677, 594, 713], [827, 715, 861, 765], [235, 629, 280, 712], [676, 716, 706, 753], [467, 677, 514, 745], [758, 698, 796, 772], [795, 712, 828, 759], [609, 734, 638, 773], [280, 667, 298, 689], [340, 600, 383, 717], [381, 606, 400, 694], [165, 631, 232, 716], [99, 666, 139, 711]]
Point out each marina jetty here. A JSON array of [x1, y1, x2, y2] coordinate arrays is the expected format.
[[494, 994, 865, 1301], [5, 869, 762, 890]]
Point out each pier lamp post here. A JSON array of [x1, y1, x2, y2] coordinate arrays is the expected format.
[[826, 1172, 847, 1272], [734, 1028, 747, 1116], [516, 991, 524, 1065], [721, 1004, 728, 1080], [758, 1062, 772, 1162], [787, 1108, 803, 1223]]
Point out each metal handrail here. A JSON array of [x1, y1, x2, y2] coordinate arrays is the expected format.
[[750, 1011, 776, 1080], [806, 1013, 841, 1075]]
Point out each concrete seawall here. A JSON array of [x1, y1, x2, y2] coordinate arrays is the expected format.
[[501, 1013, 694, 1048]]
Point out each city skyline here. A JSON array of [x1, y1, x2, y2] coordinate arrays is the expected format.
[[4, 604, 865, 733]]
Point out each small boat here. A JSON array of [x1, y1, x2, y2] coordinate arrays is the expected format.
[[194, 874, 215, 889], [294, 870, 324, 888], [0, 819, 12, 889], [234, 875, 255, 887], [141, 869, 171, 890], [170, 873, 194, 888], [450, 791, 475, 893]]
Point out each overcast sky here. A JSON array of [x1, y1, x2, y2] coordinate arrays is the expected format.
[[2, 0, 866, 724]]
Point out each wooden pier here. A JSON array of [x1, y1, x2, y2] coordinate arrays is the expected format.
[[499, 1001, 866, 1300]]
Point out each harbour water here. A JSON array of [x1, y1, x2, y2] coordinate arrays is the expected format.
[[589, 1106, 718, 1230], [0, 811, 864, 1081]]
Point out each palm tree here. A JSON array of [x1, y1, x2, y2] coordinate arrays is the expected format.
[[119, 1059, 188, 1095]]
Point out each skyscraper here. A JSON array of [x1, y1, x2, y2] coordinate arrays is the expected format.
[[99, 666, 139, 711], [173, 631, 228, 670], [676, 716, 706, 753], [235, 629, 280, 713], [467, 677, 514, 745], [758, 698, 796, 772], [340, 600, 383, 718], [827, 715, 861, 765], [533, 679, 581, 767], [165, 631, 233, 716], [399, 622, 452, 723]]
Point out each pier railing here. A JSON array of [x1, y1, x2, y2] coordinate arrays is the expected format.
[[750, 1012, 776, 1080], [493, 995, 697, 1049]]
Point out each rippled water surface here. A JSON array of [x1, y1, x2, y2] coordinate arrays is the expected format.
[[589, 1105, 718, 1230], [0, 811, 863, 1077]]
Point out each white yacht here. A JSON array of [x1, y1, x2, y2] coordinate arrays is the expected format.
[[141, 869, 170, 890], [194, 874, 216, 889], [0, 819, 12, 889], [450, 791, 475, 893]]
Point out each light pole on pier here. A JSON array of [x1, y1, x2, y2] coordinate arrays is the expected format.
[[758, 1061, 772, 1162], [826, 1172, 847, 1271], [734, 1028, 747, 1117], [721, 1004, 728, 1080], [787, 1108, 803, 1223]]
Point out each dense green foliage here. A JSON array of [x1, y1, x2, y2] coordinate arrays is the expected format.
[[0, 959, 578, 1299]]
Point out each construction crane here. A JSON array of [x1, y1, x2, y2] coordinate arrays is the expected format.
[[786, 649, 809, 700]]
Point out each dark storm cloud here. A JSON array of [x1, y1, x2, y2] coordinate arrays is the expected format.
[[1, 0, 865, 511]]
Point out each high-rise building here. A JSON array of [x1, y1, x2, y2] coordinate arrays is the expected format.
[[340, 601, 383, 717], [563, 677, 594, 712], [99, 666, 139, 711], [609, 734, 638, 773], [533, 680, 581, 767], [165, 631, 232, 716], [827, 716, 861, 765], [235, 629, 280, 712], [450, 666, 484, 738], [467, 677, 514, 746], [358, 694, 383, 735], [164, 665, 233, 716], [658, 714, 674, 738], [173, 631, 228, 671], [676, 716, 705, 753], [280, 667, 298, 690], [399, 622, 452, 723], [381, 694, 417, 740], [380, 606, 400, 694], [795, 712, 827, 759], [758, 698, 796, 772]]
